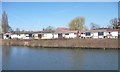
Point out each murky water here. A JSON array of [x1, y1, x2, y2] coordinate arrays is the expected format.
[[2, 46, 118, 70]]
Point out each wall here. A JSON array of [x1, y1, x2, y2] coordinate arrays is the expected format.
[[2, 39, 119, 49]]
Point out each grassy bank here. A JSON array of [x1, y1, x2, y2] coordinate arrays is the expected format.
[[1, 38, 119, 49]]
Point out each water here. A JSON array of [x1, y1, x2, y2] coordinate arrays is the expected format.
[[2, 46, 118, 70], [0, 46, 2, 71]]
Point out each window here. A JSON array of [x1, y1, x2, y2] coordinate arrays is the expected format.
[[26, 35, 29, 37], [85, 32, 91, 36], [58, 33, 62, 38], [98, 32, 104, 36], [29, 34, 32, 37], [6, 35, 9, 37], [74, 33, 77, 35], [65, 33, 69, 35]]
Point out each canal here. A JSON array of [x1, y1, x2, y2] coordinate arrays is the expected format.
[[2, 46, 118, 70], [0, 46, 2, 71]]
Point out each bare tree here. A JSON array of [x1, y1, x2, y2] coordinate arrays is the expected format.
[[45, 26, 55, 31], [15, 28, 20, 34], [0, 19, 2, 34], [16, 28, 20, 32], [110, 18, 120, 29], [90, 22, 100, 30]]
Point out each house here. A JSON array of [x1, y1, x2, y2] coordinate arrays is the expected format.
[[11, 34, 19, 39], [92, 29, 108, 39], [80, 29, 108, 39], [3, 33, 12, 39], [3, 28, 119, 40], [41, 33, 54, 39], [8, 33, 30, 39], [79, 30, 93, 38], [53, 32, 64, 39], [54, 27, 69, 39], [64, 31, 77, 39], [54, 27, 77, 39], [33, 33, 43, 39], [32, 30, 54, 39], [22, 34, 31, 39], [3, 31, 34, 39], [85, 32, 93, 38], [80, 31, 93, 38], [53, 32, 77, 39], [106, 29, 118, 38], [79, 29, 119, 39], [53, 33, 59, 39]]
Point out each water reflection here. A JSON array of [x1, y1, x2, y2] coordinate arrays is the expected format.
[[2, 46, 118, 70], [2, 46, 11, 58], [0, 46, 2, 71]]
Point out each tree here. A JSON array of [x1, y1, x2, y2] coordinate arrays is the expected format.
[[107, 24, 113, 29], [68, 16, 85, 30], [0, 19, 2, 34], [2, 11, 12, 33], [15, 28, 21, 34], [84, 25, 89, 30], [16, 28, 20, 32], [21, 30, 25, 32], [8, 26, 13, 32], [45, 26, 55, 31], [90, 22, 100, 30], [109, 18, 120, 29]]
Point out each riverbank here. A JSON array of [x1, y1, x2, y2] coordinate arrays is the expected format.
[[1, 38, 119, 49]]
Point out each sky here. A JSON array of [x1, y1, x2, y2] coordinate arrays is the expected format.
[[2, 0, 120, 2], [2, 2, 118, 31]]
